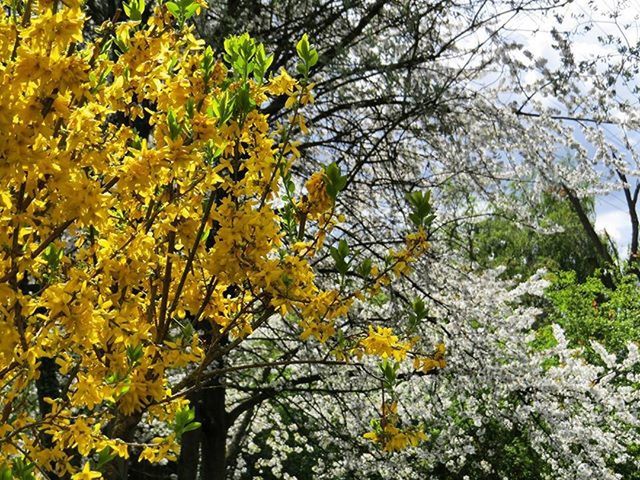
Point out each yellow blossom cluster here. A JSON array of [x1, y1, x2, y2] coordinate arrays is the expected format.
[[363, 423, 428, 452], [413, 342, 446, 373], [302, 171, 333, 217], [360, 326, 413, 361], [0, 0, 359, 475], [0, 0, 438, 473], [363, 401, 427, 452], [389, 228, 430, 277]]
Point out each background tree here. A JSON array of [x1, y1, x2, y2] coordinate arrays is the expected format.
[[448, 191, 605, 281]]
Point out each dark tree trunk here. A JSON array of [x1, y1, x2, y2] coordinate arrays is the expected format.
[[104, 412, 143, 480], [36, 357, 60, 422], [200, 369, 227, 480], [36, 357, 61, 479], [562, 184, 616, 289], [617, 170, 640, 273], [178, 390, 203, 480]]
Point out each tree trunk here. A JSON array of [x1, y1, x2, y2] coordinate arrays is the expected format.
[[36, 357, 61, 480], [200, 369, 227, 480], [104, 412, 143, 480], [178, 390, 203, 480], [562, 184, 616, 289]]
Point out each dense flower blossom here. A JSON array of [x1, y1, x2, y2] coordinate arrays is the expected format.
[[0, 1, 434, 476]]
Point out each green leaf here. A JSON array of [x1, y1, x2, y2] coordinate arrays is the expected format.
[[174, 407, 200, 439], [184, 2, 198, 18], [167, 56, 179, 74], [182, 421, 202, 433], [130, 133, 142, 150], [167, 109, 182, 140], [406, 191, 435, 229], [379, 359, 399, 389], [371, 292, 388, 306], [235, 84, 255, 114], [123, 0, 144, 20], [409, 298, 428, 330], [119, 383, 131, 396], [413, 298, 427, 318], [330, 239, 350, 276], [114, 36, 129, 54], [337, 239, 349, 258], [253, 44, 274, 84], [209, 91, 235, 126], [296, 34, 311, 60], [323, 162, 347, 199], [165, 1, 181, 19], [295, 33, 319, 77], [185, 98, 195, 119], [358, 258, 372, 278], [307, 49, 319, 67], [11, 458, 35, 480], [0, 464, 12, 480], [96, 447, 117, 469], [126, 344, 144, 364], [296, 62, 308, 76], [43, 244, 63, 271]]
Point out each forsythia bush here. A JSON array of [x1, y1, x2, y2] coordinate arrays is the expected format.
[[0, 0, 437, 477]]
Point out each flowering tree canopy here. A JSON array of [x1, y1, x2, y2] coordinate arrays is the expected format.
[[0, 1, 443, 478], [2, 0, 640, 479]]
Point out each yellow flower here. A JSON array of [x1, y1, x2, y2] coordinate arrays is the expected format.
[[71, 463, 102, 480], [363, 420, 427, 452], [299, 318, 335, 343], [267, 68, 296, 95], [303, 171, 332, 217], [413, 343, 446, 373], [363, 430, 379, 442], [361, 326, 411, 361]]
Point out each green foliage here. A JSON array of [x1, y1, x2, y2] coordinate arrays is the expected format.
[[95, 447, 117, 470], [464, 193, 602, 281], [408, 297, 428, 331], [208, 91, 235, 126], [539, 270, 640, 479], [330, 239, 350, 276], [370, 291, 389, 306], [430, 419, 551, 480], [206, 34, 277, 124], [223, 33, 274, 85], [123, 0, 145, 21], [295, 34, 319, 80], [126, 344, 144, 366], [379, 358, 399, 390], [167, 109, 182, 140], [406, 191, 435, 229], [165, 0, 199, 27], [323, 162, 348, 200], [173, 407, 201, 440], [43, 243, 63, 279], [357, 257, 373, 278], [200, 45, 218, 96], [545, 270, 640, 360], [0, 458, 36, 480], [253, 44, 274, 85]]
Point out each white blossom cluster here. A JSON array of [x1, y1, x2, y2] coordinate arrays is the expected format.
[[227, 266, 639, 479]]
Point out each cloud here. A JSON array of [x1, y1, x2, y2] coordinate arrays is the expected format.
[[595, 208, 630, 253]]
